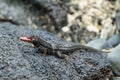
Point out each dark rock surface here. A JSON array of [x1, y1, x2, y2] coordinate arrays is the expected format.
[[0, 0, 32, 26], [0, 0, 68, 31], [0, 24, 39, 80], [0, 22, 112, 80], [26, 0, 67, 30]]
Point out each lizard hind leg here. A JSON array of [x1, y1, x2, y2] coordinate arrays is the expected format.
[[56, 51, 68, 60]]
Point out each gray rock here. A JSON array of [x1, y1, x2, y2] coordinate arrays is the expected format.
[[107, 44, 120, 76], [107, 34, 120, 47], [86, 38, 112, 50], [0, 23, 112, 80]]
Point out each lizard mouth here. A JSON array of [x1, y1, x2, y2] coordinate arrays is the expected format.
[[20, 36, 32, 42]]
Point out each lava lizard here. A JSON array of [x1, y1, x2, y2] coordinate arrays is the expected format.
[[20, 35, 107, 59]]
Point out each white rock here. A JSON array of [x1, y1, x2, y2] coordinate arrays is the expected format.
[[100, 18, 116, 39], [61, 26, 70, 32], [87, 25, 99, 33], [78, 0, 88, 10], [96, 0, 103, 8]]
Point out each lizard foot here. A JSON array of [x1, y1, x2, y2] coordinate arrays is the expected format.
[[56, 51, 69, 59]]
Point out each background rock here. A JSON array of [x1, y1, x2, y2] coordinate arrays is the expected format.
[[107, 44, 120, 76], [86, 39, 112, 50], [107, 34, 120, 47]]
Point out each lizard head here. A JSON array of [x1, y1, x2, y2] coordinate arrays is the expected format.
[[20, 35, 41, 47]]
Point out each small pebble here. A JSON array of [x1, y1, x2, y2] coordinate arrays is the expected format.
[[61, 26, 70, 32], [78, 0, 88, 10], [87, 24, 99, 33]]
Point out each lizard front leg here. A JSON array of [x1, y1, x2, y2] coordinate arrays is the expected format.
[[37, 45, 48, 55]]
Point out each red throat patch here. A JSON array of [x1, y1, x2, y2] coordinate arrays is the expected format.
[[20, 36, 32, 42]]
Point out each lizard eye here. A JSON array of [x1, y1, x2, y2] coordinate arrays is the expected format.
[[32, 38, 35, 41]]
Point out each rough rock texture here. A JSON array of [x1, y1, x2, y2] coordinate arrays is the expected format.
[[0, 25, 39, 80], [0, 22, 112, 80]]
